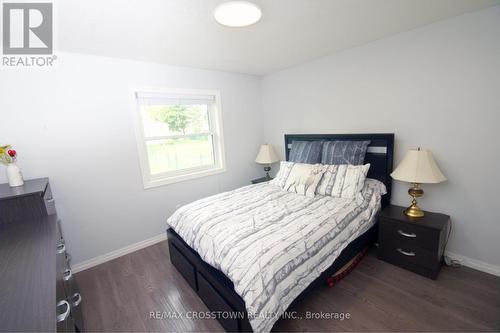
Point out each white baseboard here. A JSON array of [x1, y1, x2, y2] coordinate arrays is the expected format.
[[72, 233, 500, 278], [445, 251, 500, 277], [72, 233, 167, 273]]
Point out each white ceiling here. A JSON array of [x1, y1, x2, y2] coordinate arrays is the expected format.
[[56, 0, 500, 75]]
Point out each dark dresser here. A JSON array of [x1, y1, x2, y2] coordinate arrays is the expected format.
[[0, 178, 83, 332], [378, 204, 450, 280]]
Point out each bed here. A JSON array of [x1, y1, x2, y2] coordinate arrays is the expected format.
[[166, 133, 394, 332]]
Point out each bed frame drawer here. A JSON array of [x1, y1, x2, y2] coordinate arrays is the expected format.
[[197, 273, 240, 333], [167, 225, 378, 332], [168, 242, 197, 290]]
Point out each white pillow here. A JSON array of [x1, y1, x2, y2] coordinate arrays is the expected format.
[[316, 164, 371, 199], [270, 161, 295, 188], [283, 163, 325, 197]]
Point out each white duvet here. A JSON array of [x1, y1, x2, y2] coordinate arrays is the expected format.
[[167, 179, 386, 332]]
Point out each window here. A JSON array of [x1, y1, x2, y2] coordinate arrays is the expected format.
[[132, 88, 226, 188]]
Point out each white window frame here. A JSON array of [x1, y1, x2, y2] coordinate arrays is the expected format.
[[130, 87, 226, 189]]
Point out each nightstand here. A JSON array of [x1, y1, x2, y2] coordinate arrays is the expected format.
[[378, 205, 450, 280], [251, 177, 272, 184]]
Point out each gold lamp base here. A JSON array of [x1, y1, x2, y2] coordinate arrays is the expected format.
[[404, 183, 425, 218]]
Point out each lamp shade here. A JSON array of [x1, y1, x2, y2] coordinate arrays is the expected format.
[[391, 149, 446, 184], [255, 144, 280, 164]]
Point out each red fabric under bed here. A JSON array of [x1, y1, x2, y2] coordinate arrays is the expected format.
[[326, 247, 368, 288]]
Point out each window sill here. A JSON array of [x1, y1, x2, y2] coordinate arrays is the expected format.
[[143, 167, 226, 189]]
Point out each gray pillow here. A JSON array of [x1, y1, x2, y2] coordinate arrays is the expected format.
[[288, 140, 322, 164], [321, 140, 370, 165]]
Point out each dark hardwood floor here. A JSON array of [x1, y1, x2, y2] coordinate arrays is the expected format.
[[76, 241, 500, 332]]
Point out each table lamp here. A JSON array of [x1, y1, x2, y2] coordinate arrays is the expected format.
[[390, 148, 446, 218], [255, 144, 280, 180]]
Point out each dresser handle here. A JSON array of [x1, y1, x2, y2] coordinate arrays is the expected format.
[[56, 243, 66, 254], [398, 230, 417, 238], [71, 293, 82, 307], [397, 248, 416, 257], [56, 300, 71, 322], [63, 268, 72, 281]]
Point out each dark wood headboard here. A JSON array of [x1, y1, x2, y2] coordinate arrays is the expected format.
[[284, 133, 394, 207]]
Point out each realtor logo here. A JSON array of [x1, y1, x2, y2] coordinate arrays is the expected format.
[[2, 2, 53, 54], [2, 2, 56, 67]]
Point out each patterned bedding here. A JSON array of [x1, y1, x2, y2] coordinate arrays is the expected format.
[[167, 179, 386, 332]]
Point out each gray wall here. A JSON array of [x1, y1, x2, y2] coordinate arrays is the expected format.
[[1, 6, 499, 270], [262, 6, 500, 267], [0, 53, 263, 264]]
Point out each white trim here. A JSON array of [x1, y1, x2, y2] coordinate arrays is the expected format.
[[145, 132, 213, 141], [144, 166, 226, 188], [71, 234, 500, 278], [445, 251, 500, 277], [129, 86, 227, 189], [72, 233, 167, 273]]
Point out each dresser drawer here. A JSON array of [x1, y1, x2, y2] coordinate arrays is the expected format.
[[62, 265, 79, 300], [56, 239, 68, 300], [379, 217, 440, 251], [56, 238, 68, 303], [57, 235, 84, 331], [56, 241, 74, 332], [67, 289, 84, 332], [45, 198, 57, 215], [42, 183, 57, 215], [56, 300, 75, 332]]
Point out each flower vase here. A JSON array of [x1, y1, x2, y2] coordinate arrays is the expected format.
[[6, 163, 24, 187]]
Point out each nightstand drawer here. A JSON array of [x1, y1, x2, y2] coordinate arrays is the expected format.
[[251, 177, 272, 184], [379, 218, 439, 252], [378, 205, 450, 280], [379, 240, 440, 270]]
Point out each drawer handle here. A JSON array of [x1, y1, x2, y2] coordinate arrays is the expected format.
[[397, 248, 416, 257], [56, 300, 71, 322], [57, 243, 66, 254], [71, 292, 82, 307], [398, 230, 417, 238], [63, 268, 72, 281]]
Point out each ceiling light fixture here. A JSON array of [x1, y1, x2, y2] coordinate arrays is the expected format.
[[214, 1, 262, 27]]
